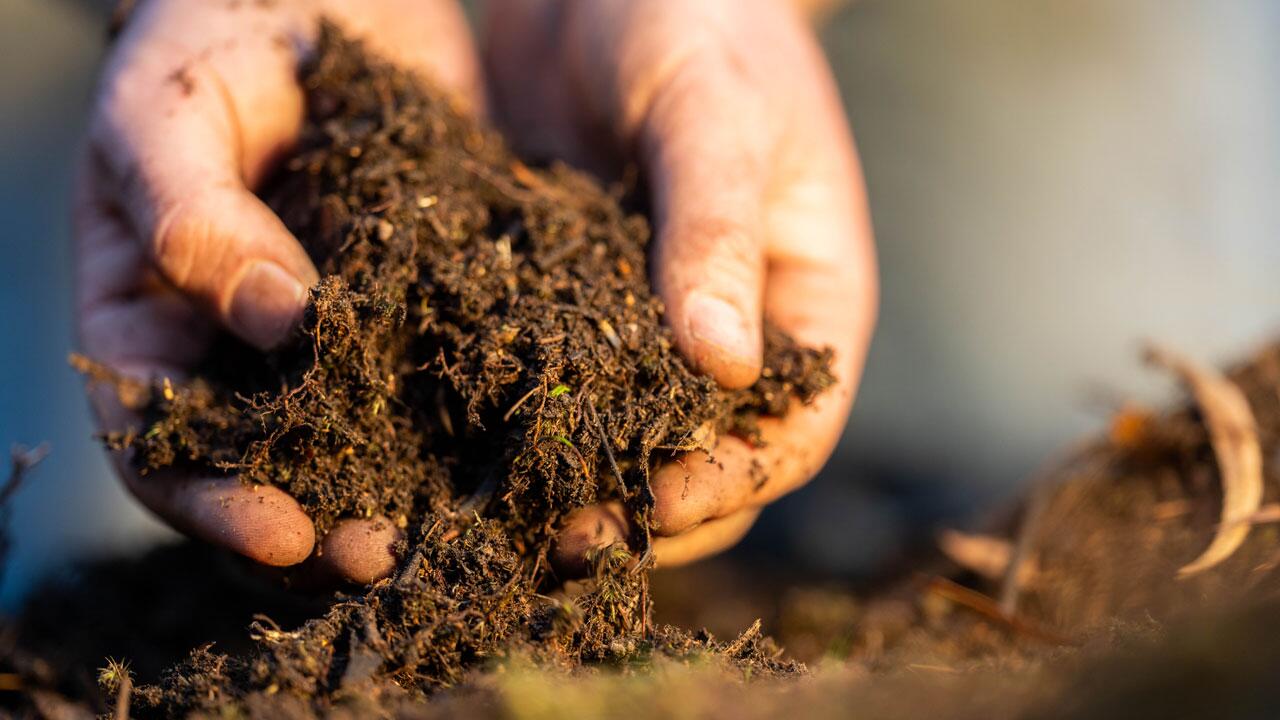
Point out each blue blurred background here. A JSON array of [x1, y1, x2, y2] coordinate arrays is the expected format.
[[3, 0, 1280, 604]]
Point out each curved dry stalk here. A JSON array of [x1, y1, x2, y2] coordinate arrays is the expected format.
[[1145, 344, 1263, 578]]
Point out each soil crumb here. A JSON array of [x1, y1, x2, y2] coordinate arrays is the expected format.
[[63, 24, 829, 717]]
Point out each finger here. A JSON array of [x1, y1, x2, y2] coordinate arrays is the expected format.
[[552, 502, 630, 578], [310, 517, 403, 585], [85, 357, 318, 569], [133, 471, 316, 568], [648, 261, 872, 537], [650, 247, 873, 535], [77, 175, 315, 568], [75, 167, 214, 369], [652, 506, 760, 568], [481, 0, 603, 169], [93, 0, 485, 350], [91, 27, 317, 350], [638, 55, 772, 389], [560, 0, 774, 387], [552, 501, 761, 576], [652, 35, 876, 534]]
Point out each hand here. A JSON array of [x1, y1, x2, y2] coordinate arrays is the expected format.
[[484, 0, 878, 572], [75, 0, 482, 583]]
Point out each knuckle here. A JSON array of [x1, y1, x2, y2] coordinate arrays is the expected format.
[[681, 216, 757, 259], [660, 216, 762, 293], [148, 197, 209, 290]]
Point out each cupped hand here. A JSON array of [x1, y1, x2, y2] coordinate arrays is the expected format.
[[484, 0, 878, 572], [75, 0, 482, 583]]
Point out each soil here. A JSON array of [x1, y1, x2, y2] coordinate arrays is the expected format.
[[52, 24, 827, 718], [5, 20, 1280, 720]]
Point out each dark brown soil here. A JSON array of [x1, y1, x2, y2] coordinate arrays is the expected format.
[[106, 26, 831, 541], [59, 24, 828, 717]]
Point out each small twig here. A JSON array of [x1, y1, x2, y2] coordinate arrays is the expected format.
[[503, 384, 542, 423], [1000, 481, 1052, 615], [534, 235, 587, 270], [926, 576, 1073, 646], [907, 663, 960, 674], [1230, 503, 1280, 528], [455, 473, 499, 518], [999, 439, 1094, 615], [3, 444, 49, 508], [0, 444, 49, 588], [724, 618, 763, 657], [114, 669, 132, 720], [69, 353, 150, 409], [457, 157, 537, 203], [99, 658, 132, 720], [396, 550, 425, 587], [588, 403, 627, 495]]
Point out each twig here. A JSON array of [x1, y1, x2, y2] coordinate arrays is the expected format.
[[455, 473, 498, 518], [2, 444, 49, 507], [927, 576, 1073, 646], [998, 440, 1094, 615], [457, 157, 536, 203], [724, 618, 763, 657], [115, 669, 132, 720], [396, 550, 425, 587], [588, 403, 627, 495], [99, 658, 132, 720], [1000, 480, 1052, 615], [503, 384, 542, 423], [0, 444, 49, 588], [907, 663, 960, 674]]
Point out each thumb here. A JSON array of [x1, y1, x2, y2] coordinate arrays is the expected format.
[[638, 59, 771, 389], [91, 50, 318, 350]]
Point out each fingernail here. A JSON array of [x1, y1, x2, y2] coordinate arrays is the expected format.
[[685, 291, 756, 365], [229, 261, 308, 349]]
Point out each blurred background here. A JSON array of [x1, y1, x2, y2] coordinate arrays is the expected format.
[[2, 0, 1280, 605]]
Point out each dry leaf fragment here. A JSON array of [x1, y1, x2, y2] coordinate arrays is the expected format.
[[1145, 344, 1264, 578]]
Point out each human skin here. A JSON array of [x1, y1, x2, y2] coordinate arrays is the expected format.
[[484, 0, 877, 573], [75, 0, 876, 583]]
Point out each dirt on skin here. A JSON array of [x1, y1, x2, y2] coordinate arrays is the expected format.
[[59, 24, 828, 717]]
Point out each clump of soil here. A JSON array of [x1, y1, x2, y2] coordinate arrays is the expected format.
[[72, 24, 828, 717], [109, 26, 829, 538]]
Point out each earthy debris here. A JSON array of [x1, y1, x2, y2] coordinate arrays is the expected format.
[[1145, 344, 1263, 577], [0, 444, 48, 588]]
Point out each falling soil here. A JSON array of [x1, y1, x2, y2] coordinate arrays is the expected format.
[[7, 20, 1280, 720], [60, 24, 828, 717]]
